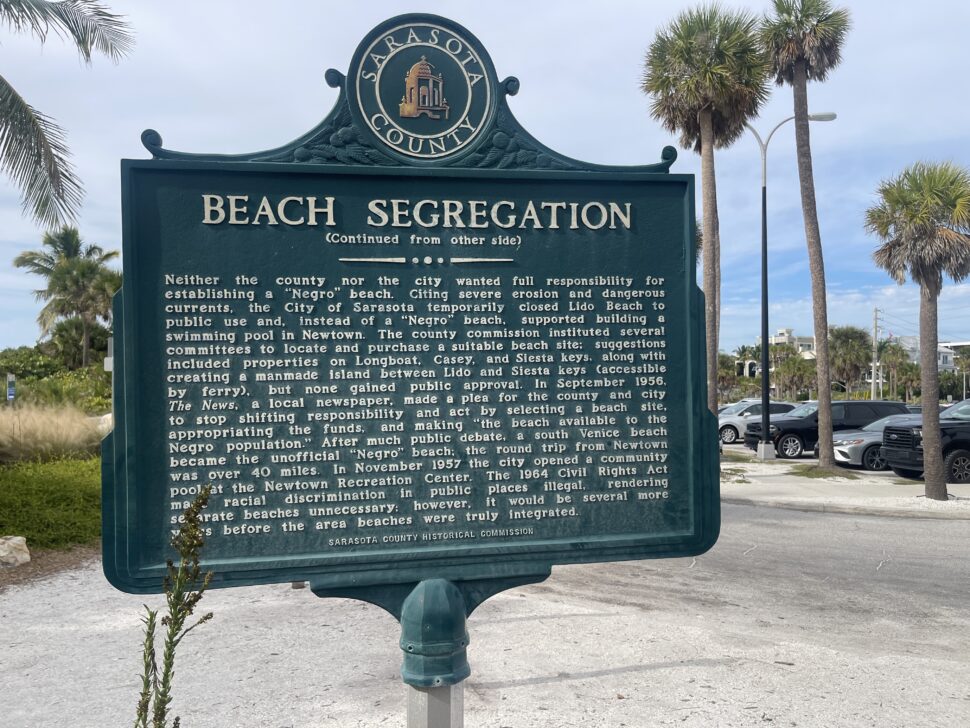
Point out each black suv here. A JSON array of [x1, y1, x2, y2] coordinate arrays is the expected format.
[[744, 400, 909, 458], [881, 399, 970, 482]]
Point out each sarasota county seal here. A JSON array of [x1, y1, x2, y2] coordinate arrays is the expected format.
[[348, 17, 496, 161]]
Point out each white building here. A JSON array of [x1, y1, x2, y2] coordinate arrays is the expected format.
[[756, 328, 817, 359], [736, 328, 816, 379], [894, 336, 957, 372]]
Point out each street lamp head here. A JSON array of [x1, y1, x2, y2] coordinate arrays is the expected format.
[[808, 112, 837, 122]]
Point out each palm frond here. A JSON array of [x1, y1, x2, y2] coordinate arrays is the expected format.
[[762, 0, 851, 85], [0, 74, 83, 228], [643, 2, 769, 152], [867, 161, 970, 295], [0, 0, 134, 63]]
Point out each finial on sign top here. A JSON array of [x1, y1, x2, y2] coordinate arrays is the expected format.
[[324, 68, 344, 88]]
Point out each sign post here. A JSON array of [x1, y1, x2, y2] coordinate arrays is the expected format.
[[104, 14, 718, 725], [6, 373, 14, 403]]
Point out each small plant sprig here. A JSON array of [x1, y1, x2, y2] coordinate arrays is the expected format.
[[135, 485, 214, 728]]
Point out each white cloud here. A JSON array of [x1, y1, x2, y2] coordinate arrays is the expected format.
[[3, 0, 970, 352]]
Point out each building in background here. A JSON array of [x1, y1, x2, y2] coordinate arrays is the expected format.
[[735, 328, 816, 380], [895, 336, 957, 372], [761, 328, 817, 359]]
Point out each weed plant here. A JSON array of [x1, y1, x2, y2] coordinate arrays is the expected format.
[[135, 485, 213, 728], [0, 405, 101, 463]]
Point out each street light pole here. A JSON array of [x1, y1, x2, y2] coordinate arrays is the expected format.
[[746, 112, 836, 461]]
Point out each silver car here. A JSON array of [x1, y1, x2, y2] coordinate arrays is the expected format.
[[830, 414, 920, 470], [719, 400, 796, 444]]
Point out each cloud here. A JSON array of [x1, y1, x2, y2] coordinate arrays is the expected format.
[[3, 0, 970, 353]]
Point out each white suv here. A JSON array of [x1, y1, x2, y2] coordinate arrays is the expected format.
[[719, 400, 796, 444]]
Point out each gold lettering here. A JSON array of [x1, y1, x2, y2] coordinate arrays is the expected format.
[[227, 195, 249, 225], [252, 197, 279, 226], [490, 201, 516, 229], [202, 195, 225, 224], [277, 196, 305, 226], [367, 199, 389, 226], [306, 196, 335, 227]]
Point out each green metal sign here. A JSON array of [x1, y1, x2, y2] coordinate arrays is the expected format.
[[104, 15, 718, 606]]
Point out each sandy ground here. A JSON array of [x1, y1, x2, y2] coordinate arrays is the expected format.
[[2, 503, 968, 728]]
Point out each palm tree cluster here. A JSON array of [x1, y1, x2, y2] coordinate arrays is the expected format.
[[641, 1, 849, 464], [1, 0, 133, 229], [774, 355, 815, 401], [14, 226, 120, 367], [828, 326, 871, 395]]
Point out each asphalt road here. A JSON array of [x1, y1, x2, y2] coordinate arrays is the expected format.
[[2, 505, 968, 727], [546, 503, 970, 662]]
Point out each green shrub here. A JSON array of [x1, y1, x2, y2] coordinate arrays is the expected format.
[[18, 365, 111, 414], [0, 345, 64, 381], [40, 318, 110, 370], [0, 457, 101, 548], [0, 405, 102, 463]]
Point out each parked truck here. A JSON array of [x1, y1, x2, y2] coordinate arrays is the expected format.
[[880, 399, 970, 483]]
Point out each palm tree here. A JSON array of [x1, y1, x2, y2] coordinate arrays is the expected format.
[[776, 355, 814, 400], [14, 226, 119, 365], [879, 341, 909, 399], [761, 0, 850, 467], [717, 353, 739, 402], [897, 362, 920, 404], [43, 258, 120, 366], [768, 342, 798, 368], [866, 161, 970, 501], [1, 1, 133, 228], [828, 325, 871, 396], [643, 4, 769, 414]]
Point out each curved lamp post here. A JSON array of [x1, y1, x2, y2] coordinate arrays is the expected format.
[[746, 112, 836, 461]]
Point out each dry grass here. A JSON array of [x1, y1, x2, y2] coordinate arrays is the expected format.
[[0, 406, 102, 463]]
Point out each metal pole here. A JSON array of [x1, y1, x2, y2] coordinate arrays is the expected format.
[[746, 120, 791, 461], [745, 113, 835, 458], [408, 685, 463, 728], [759, 180, 771, 454], [871, 308, 879, 400]]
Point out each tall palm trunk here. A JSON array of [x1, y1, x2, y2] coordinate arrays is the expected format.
[[81, 317, 91, 368], [792, 60, 834, 466], [699, 108, 720, 414], [919, 285, 947, 500]]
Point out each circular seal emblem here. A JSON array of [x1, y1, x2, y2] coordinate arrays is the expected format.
[[347, 15, 497, 162]]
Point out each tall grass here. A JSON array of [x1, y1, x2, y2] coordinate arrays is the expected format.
[[0, 405, 102, 464]]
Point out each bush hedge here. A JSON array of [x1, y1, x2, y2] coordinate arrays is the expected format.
[[0, 457, 101, 549]]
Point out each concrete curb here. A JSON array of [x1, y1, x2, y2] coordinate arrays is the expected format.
[[722, 496, 970, 520]]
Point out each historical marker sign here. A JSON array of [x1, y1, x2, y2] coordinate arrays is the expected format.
[[103, 14, 718, 596]]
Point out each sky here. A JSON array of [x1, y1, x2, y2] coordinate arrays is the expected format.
[[2, 0, 969, 353]]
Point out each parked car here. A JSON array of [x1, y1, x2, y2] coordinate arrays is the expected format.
[[881, 399, 970, 482], [718, 400, 796, 444], [813, 414, 920, 470], [744, 400, 910, 459], [905, 405, 922, 414]]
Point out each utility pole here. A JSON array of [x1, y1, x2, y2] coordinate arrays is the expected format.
[[871, 307, 880, 400]]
